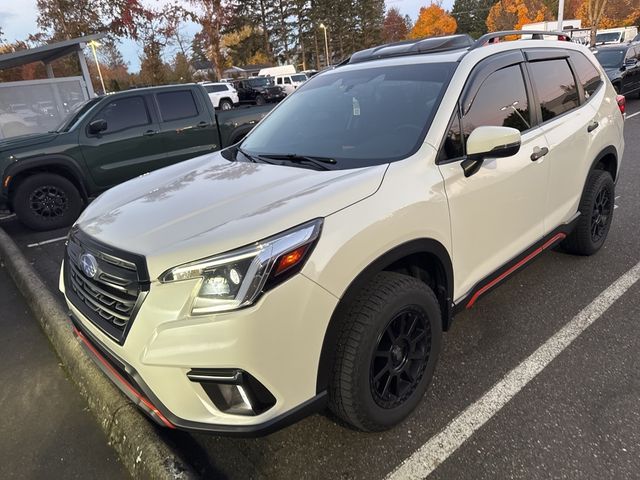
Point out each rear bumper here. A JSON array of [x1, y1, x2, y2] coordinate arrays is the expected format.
[[69, 312, 328, 435]]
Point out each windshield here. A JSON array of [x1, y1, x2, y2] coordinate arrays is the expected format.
[[595, 32, 621, 44], [241, 62, 455, 168], [594, 49, 625, 68], [248, 77, 273, 88], [55, 97, 101, 132], [291, 74, 307, 82]]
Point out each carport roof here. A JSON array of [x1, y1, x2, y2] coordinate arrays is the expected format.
[[0, 33, 105, 70]]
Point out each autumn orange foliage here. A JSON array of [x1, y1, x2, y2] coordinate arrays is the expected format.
[[409, 3, 457, 39], [486, 0, 552, 32]]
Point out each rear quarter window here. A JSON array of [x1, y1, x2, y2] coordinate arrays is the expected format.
[[569, 51, 603, 99], [156, 90, 199, 121], [528, 59, 579, 122]]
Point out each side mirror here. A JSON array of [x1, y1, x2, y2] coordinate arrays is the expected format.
[[461, 126, 521, 177], [88, 118, 107, 135]]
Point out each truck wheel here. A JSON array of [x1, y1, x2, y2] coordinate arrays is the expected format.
[[329, 272, 442, 431], [219, 99, 233, 110], [255, 95, 266, 106], [12, 173, 83, 231], [562, 169, 614, 256]]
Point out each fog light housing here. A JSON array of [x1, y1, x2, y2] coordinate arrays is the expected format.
[[187, 369, 276, 416]]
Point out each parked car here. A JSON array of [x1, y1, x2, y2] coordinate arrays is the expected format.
[[61, 32, 624, 435], [273, 73, 308, 95], [0, 84, 272, 230], [594, 44, 640, 96], [595, 26, 638, 45], [202, 82, 239, 110], [233, 77, 286, 105]]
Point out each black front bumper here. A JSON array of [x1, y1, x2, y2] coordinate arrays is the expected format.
[[69, 313, 327, 436]]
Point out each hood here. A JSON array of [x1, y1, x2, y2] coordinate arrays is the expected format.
[[77, 151, 387, 279], [0, 131, 59, 153]]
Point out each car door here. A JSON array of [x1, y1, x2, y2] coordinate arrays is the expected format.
[[437, 55, 550, 297], [525, 52, 594, 230], [154, 88, 220, 164], [79, 94, 165, 188], [626, 46, 640, 93]]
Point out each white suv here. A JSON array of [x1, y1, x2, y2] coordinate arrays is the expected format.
[[274, 73, 309, 95], [61, 31, 625, 434], [202, 82, 239, 110]]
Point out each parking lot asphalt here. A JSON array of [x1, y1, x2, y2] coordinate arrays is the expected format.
[[0, 263, 127, 479], [1, 98, 639, 479]]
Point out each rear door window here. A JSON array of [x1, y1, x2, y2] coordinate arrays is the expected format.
[[156, 90, 199, 122], [205, 85, 227, 93], [568, 51, 602, 99], [528, 59, 580, 122]]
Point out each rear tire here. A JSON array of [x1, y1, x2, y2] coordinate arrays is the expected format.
[[328, 272, 442, 431], [12, 173, 83, 231], [255, 95, 266, 106], [562, 169, 614, 256], [219, 99, 233, 110]]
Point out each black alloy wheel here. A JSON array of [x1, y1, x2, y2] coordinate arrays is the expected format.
[[591, 186, 611, 243], [370, 307, 431, 409], [29, 185, 69, 219]]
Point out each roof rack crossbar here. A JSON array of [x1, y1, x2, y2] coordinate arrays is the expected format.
[[347, 34, 474, 65], [471, 30, 572, 50]]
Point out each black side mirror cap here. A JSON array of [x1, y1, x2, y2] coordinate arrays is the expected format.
[[88, 119, 107, 135]]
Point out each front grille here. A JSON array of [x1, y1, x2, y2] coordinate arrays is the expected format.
[[64, 228, 149, 344]]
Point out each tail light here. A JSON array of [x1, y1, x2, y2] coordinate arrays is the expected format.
[[616, 94, 625, 115]]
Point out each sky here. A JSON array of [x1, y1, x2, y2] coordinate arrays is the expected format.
[[0, 0, 454, 73]]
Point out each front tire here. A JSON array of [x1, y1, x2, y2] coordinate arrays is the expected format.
[[329, 272, 442, 431], [562, 169, 614, 255], [255, 95, 266, 106], [12, 173, 83, 231]]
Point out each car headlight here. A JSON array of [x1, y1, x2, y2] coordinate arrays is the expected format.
[[160, 219, 322, 315]]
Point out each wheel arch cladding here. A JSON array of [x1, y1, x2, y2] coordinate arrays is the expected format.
[[7, 156, 88, 203], [591, 146, 618, 182], [315, 238, 453, 394]]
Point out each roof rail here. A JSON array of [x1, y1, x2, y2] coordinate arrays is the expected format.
[[347, 34, 474, 64], [471, 30, 572, 50]]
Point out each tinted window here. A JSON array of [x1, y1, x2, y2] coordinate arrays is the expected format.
[[205, 84, 227, 93], [439, 109, 464, 162], [157, 91, 199, 121], [241, 63, 455, 166], [462, 64, 531, 140], [247, 77, 273, 88], [291, 74, 307, 82], [284, 77, 291, 84], [569, 51, 602, 99], [594, 49, 624, 68], [529, 59, 579, 122], [93, 96, 149, 134]]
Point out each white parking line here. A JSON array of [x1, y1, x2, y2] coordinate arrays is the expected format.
[[387, 260, 640, 480], [0, 213, 15, 221], [627, 111, 640, 120], [27, 236, 67, 248]]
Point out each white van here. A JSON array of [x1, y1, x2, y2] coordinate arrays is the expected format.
[[273, 73, 308, 95], [258, 65, 296, 77], [596, 27, 639, 45]]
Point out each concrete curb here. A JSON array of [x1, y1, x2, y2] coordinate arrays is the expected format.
[[0, 227, 198, 480]]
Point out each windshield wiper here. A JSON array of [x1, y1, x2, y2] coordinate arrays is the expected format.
[[236, 146, 276, 165], [259, 153, 337, 171]]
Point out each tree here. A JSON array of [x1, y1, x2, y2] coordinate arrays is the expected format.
[[486, 0, 551, 32], [383, 7, 409, 43], [189, 0, 227, 79], [576, 0, 609, 45], [451, 0, 495, 38], [170, 52, 194, 83], [35, 0, 149, 41], [409, 3, 457, 39]]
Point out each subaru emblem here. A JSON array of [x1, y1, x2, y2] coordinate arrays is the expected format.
[[80, 253, 98, 279]]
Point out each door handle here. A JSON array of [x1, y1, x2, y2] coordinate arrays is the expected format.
[[587, 120, 599, 133], [143, 129, 158, 137], [530, 146, 549, 161], [196, 121, 209, 128]]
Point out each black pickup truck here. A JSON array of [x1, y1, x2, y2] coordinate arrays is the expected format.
[[0, 84, 271, 230]]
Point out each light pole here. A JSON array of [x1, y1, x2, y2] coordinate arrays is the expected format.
[[319, 23, 330, 68], [87, 40, 107, 94], [557, 0, 565, 32]]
